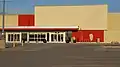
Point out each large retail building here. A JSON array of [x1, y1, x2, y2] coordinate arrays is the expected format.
[[0, 4, 119, 44]]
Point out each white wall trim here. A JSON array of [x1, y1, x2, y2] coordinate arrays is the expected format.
[[81, 28, 107, 30]]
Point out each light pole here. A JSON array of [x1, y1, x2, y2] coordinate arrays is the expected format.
[[0, 0, 6, 48], [0, 0, 12, 38], [2, 0, 5, 36], [0, 0, 12, 48]]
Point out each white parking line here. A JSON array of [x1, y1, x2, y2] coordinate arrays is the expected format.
[[23, 50, 37, 51], [102, 46, 120, 48]]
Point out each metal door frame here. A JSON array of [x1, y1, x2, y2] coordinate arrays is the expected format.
[[6, 32, 21, 43], [49, 32, 66, 43]]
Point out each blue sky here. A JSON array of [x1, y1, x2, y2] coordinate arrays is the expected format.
[[0, 0, 120, 14]]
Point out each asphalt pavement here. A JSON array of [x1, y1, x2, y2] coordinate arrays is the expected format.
[[0, 43, 120, 67]]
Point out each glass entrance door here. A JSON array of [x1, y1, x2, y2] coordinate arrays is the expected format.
[[29, 32, 47, 43], [49, 32, 65, 43], [6, 32, 21, 43], [38, 33, 47, 43]]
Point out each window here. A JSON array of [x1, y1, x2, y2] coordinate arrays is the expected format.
[[29, 39, 34, 41], [61, 34, 63, 41], [58, 34, 60, 41], [41, 34, 45, 38], [38, 39, 41, 41], [47, 33, 49, 41], [51, 34, 58, 42], [38, 34, 41, 38], [11, 34, 13, 41], [58, 34, 63, 42], [51, 34, 54, 41], [22, 33, 27, 41], [35, 34, 37, 38], [29, 34, 35, 41], [16, 34, 20, 41], [7, 33, 21, 42], [29, 33, 47, 42], [29, 34, 34, 38], [54, 34, 57, 41], [8, 34, 11, 41]]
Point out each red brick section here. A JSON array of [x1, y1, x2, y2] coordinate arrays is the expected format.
[[72, 30, 104, 42], [18, 14, 34, 26]]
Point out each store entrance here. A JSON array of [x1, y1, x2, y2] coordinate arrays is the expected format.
[[6, 32, 21, 43], [49, 32, 65, 43], [29, 32, 47, 43]]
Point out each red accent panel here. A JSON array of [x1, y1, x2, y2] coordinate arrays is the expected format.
[[72, 30, 104, 42], [18, 15, 34, 26], [0, 28, 78, 31]]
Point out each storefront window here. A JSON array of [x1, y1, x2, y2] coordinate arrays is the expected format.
[[22, 33, 27, 41], [29, 33, 47, 42], [41, 34, 45, 38], [61, 34, 63, 41], [29, 39, 34, 41], [17, 34, 20, 41], [8, 34, 11, 41], [11, 34, 13, 41], [51, 34, 54, 41], [7, 33, 20, 42], [47, 33, 49, 41], [58, 34, 60, 41], [29, 34, 34, 38], [35, 34, 37, 38]]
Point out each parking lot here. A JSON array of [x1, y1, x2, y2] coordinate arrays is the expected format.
[[0, 43, 120, 67]]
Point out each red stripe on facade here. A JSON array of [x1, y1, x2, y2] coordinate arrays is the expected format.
[[0, 28, 78, 31], [18, 14, 34, 26]]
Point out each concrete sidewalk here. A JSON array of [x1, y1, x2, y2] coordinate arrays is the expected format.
[[0, 40, 5, 49], [1, 43, 120, 50], [74, 42, 120, 46]]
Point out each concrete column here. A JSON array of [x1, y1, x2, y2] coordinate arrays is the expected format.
[[27, 32, 30, 43], [49, 32, 51, 43], [63, 32, 66, 43]]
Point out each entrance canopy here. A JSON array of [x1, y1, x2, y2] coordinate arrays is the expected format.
[[0, 26, 79, 31]]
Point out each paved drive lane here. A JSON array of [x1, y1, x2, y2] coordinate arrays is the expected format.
[[0, 43, 120, 67]]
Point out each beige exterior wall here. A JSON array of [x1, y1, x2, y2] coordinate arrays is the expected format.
[[0, 14, 18, 27], [35, 5, 108, 30], [108, 13, 120, 30], [105, 13, 120, 43], [105, 31, 120, 43]]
